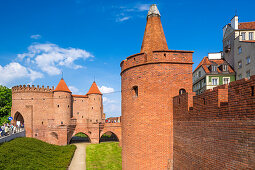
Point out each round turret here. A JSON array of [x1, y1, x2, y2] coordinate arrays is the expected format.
[[86, 81, 103, 123], [53, 78, 72, 125], [121, 4, 194, 170]]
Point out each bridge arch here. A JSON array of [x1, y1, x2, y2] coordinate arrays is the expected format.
[[100, 131, 119, 143], [69, 132, 91, 144]]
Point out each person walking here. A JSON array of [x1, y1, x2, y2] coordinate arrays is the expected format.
[[1, 125, 5, 136], [16, 121, 20, 133], [5, 125, 9, 136]]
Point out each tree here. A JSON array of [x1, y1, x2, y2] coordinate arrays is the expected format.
[[0, 85, 12, 125]]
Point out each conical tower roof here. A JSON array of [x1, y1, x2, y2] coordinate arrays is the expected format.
[[86, 81, 102, 95], [53, 78, 71, 93], [140, 4, 168, 53]]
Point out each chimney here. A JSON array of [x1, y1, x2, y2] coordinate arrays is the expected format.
[[231, 15, 238, 30]]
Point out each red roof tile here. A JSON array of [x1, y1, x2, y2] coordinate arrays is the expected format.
[[72, 94, 88, 98], [239, 21, 255, 30], [53, 78, 71, 93], [86, 81, 102, 95], [194, 57, 234, 74]]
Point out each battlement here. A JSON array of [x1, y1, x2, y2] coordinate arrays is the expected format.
[[120, 50, 193, 74], [173, 75, 255, 120], [12, 85, 54, 93]]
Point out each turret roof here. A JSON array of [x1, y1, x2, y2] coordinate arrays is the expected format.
[[141, 4, 168, 53], [53, 78, 71, 93], [86, 81, 102, 95]]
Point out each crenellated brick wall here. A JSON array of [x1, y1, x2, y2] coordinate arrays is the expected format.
[[173, 75, 255, 169]]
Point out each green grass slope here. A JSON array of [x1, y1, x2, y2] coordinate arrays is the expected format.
[[0, 137, 76, 169], [86, 142, 122, 170]]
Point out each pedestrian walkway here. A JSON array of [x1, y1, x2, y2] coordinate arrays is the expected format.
[[69, 143, 90, 170], [0, 129, 25, 144]]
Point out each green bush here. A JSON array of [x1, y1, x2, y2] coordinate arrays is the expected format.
[[0, 85, 12, 125], [0, 137, 76, 169]]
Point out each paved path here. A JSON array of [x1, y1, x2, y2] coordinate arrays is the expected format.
[[69, 143, 90, 170]]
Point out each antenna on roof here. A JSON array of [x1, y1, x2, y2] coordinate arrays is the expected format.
[[235, 9, 238, 16], [94, 75, 95, 82], [61, 71, 63, 79]]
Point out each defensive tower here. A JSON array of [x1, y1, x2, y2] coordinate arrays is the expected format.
[[121, 4, 194, 169]]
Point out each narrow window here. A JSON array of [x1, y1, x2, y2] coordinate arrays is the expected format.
[[203, 98, 206, 105], [134, 58, 136, 61], [238, 74, 242, 80], [61, 121, 63, 125], [223, 65, 228, 71], [238, 47, 242, 54], [212, 78, 218, 85], [68, 105, 69, 108], [42, 121, 43, 125], [179, 89, 186, 95], [241, 32, 246, 40], [164, 53, 166, 57], [246, 70, 251, 78], [223, 78, 230, 84], [238, 61, 242, 69], [133, 86, 138, 97], [212, 65, 217, 72], [57, 105, 60, 108], [92, 107, 93, 110], [249, 32, 254, 40], [246, 56, 251, 64], [251, 86, 254, 96]]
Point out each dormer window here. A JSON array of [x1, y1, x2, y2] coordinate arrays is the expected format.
[[222, 65, 228, 71], [212, 65, 217, 72]]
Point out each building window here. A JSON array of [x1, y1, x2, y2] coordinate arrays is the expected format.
[[249, 32, 254, 40], [223, 77, 230, 84], [57, 105, 60, 108], [238, 74, 242, 80], [238, 61, 242, 69], [246, 70, 250, 78], [241, 32, 246, 40], [179, 89, 186, 95], [238, 47, 242, 54], [252, 86, 254, 96], [222, 65, 228, 71], [212, 78, 218, 85], [212, 65, 217, 72], [246, 56, 251, 64], [198, 71, 201, 77], [132, 86, 138, 97]]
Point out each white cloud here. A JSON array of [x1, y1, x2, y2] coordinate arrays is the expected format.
[[69, 86, 80, 94], [30, 34, 41, 39], [99, 86, 114, 94], [103, 97, 116, 104], [116, 16, 130, 22], [17, 43, 94, 75], [136, 4, 150, 11], [115, 3, 151, 22], [0, 62, 43, 86]]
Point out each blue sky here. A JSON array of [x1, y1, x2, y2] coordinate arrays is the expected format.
[[0, 0, 254, 117]]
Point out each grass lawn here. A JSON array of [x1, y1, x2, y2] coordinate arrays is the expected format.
[[0, 137, 76, 169], [86, 142, 122, 170]]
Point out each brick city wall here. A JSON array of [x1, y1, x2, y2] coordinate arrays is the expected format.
[[173, 76, 255, 169]]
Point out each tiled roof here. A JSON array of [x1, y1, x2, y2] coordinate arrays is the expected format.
[[86, 81, 102, 95], [194, 57, 235, 74], [72, 94, 88, 98], [53, 78, 71, 93], [239, 21, 255, 30]]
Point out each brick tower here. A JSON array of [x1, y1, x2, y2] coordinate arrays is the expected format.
[[121, 4, 194, 170]]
